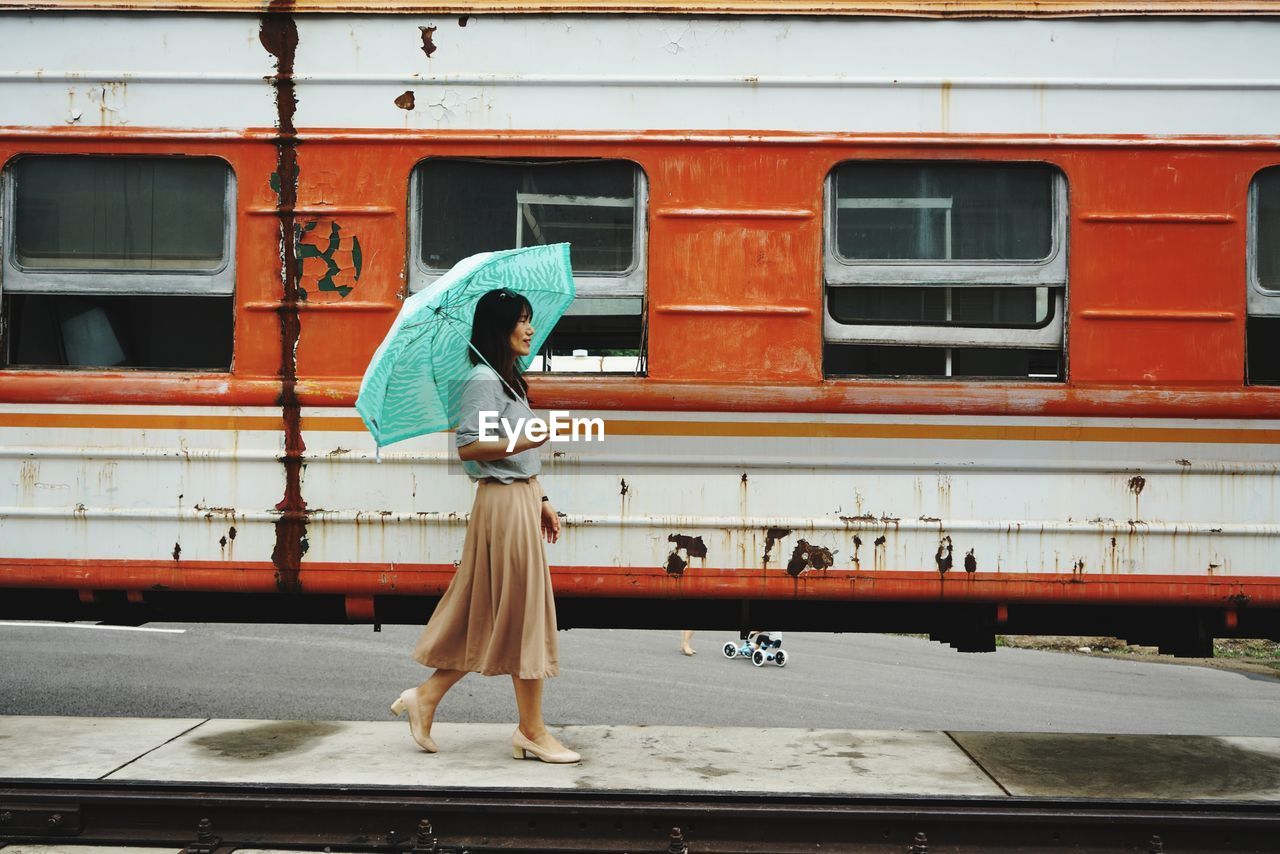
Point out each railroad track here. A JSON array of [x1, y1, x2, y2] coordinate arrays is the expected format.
[[3, 781, 1279, 853]]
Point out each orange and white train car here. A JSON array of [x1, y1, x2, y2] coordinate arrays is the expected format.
[[1, 1, 1278, 654]]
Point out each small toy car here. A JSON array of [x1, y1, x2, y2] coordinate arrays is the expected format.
[[721, 631, 788, 667]]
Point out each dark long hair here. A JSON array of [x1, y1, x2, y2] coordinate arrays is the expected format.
[[470, 288, 533, 400]]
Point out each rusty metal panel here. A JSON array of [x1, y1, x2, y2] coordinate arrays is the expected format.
[[3, 405, 1278, 590], [1, 1, 1279, 17], [4, 16, 1280, 134]]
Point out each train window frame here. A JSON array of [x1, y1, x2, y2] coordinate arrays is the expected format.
[[407, 157, 649, 321], [823, 160, 1068, 356], [1, 154, 237, 297], [1247, 165, 1280, 317]]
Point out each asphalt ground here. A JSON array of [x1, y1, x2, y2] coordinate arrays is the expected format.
[[1, 623, 1277, 735]]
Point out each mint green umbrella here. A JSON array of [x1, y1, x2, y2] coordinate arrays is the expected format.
[[356, 243, 575, 451]]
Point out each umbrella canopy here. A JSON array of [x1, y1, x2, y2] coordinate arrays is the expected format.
[[355, 243, 575, 450]]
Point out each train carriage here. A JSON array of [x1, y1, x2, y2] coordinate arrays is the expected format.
[[1, 0, 1278, 655]]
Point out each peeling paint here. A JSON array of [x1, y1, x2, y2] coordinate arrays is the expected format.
[[394, 90, 416, 110], [935, 536, 953, 574], [665, 551, 687, 576], [419, 25, 438, 58], [964, 549, 977, 573], [762, 526, 791, 566], [786, 539, 835, 576], [668, 534, 708, 558], [665, 533, 706, 576], [297, 219, 362, 298]]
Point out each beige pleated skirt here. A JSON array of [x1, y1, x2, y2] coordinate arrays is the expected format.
[[412, 476, 559, 679]]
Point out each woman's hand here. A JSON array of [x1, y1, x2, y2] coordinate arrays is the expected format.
[[540, 500, 561, 544]]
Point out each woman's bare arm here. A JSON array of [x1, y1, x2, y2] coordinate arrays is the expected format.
[[457, 432, 547, 462]]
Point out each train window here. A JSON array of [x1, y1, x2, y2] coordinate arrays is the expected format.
[[1, 155, 235, 370], [411, 158, 646, 374], [823, 161, 1066, 380], [1247, 166, 1280, 385]]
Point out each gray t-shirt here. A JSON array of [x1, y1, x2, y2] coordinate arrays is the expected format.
[[454, 363, 542, 483]]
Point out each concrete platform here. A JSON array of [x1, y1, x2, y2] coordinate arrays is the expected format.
[[2, 716, 1280, 802]]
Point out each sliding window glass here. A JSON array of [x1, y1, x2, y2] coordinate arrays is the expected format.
[[411, 158, 646, 374], [1248, 166, 1280, 385], [2, 155, 234, 370], [824, 161, 1066, 380]]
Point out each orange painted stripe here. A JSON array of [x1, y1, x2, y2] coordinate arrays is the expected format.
[[0, 412, 285, 431], [3, 559, 1277, 607], [602, 420, 1280, 445], [1, 412, 1279, 445]]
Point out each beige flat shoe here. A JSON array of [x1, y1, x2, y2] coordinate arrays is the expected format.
[[390, 688, 438, 753], [512, 727, 580, 764]]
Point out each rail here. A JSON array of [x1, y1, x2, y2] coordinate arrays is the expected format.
[[3, 780, 1279, 853]]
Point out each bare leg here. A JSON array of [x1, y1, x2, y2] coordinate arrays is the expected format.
[[416, 668, 466, 735], [680, 630, 696, 656], [512, 676, 571, 752]]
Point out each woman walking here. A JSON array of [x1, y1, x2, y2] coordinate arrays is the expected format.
[[391, 287, 578, 764]]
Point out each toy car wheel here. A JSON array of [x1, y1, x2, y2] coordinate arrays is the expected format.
[[751, 649, 766, 667], [722, 642, 738, 659], [775, 649, 788, 667]]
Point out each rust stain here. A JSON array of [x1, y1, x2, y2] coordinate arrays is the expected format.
[[934, 536, 953, 574], [763, 526, 791, 566], [786, 539, 835, 576], [419, 25, 438, 58], [394, 90, 416, 110], [262, 3, 307, 596]]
